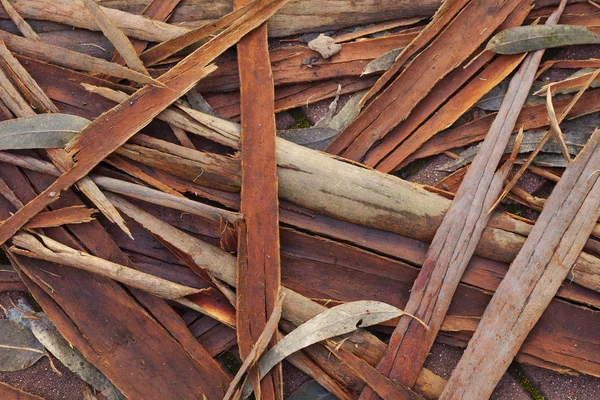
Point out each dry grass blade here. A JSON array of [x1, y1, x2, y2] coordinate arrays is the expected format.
[[80, 0, 149, 75], [490, 67, 600, 212], [10, 232, 202, 300], [0, 31, 157, 86], [0, 0, 40, 41], [223, 293, 285, 400], [546, 86, 572, 162]]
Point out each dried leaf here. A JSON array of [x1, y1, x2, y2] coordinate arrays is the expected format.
[[307, 34, 342, 59], [0, 319, 45, 372], [288, 380, 337, 400], [242, 301, 426, 398], [0, 114, 89, 150], [362, 48, 402, 75], [487, 25, 600, 55]]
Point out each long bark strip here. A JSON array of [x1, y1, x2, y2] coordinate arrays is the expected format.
[[359, 3, 566, 398], [0, 0, 291, 246], [235, 0, 283, 397], [0, 42, 132, 237], [441, 128, 600, 399], [326, 0, 525, 161], [375, 52, 526, 172]]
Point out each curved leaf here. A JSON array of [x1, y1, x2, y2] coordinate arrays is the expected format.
[[0, 319, 45, 371], [487, 25, 600, 55]]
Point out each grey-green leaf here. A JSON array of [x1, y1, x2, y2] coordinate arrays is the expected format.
[[242, 300, 418, 398], [0, 113, 90, 150], [288, 380, 338, 400], [0, 319, 46, 371], [486, 25, 600, 55], [362, 48, 402, 75]]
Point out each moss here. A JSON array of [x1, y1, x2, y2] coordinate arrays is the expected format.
[[289, 108, 313, 129], [508, 364, 546, 400], [505, 203, 523, 217]]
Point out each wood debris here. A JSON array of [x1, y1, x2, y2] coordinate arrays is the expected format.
[[0, 0, 600, 399]]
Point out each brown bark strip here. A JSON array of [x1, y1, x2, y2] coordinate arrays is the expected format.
[[80, 0, 149, 75], [3, 0, 189, 42], [109, 0, 181, 68], [0, 163, 231, 399], [108, 194, 445, 399], [0, 31, 157, 86], [441, 128, 600, 399], [374, 52, 526, 172], [0, 0, 40, 41], [329, 344, 424, 400], [23, 206, 96, 229], [359, 3, 566, 398], [235, 3, 282, 396], [85, 89, 600, 293], [194, 31, 419, 93], [327, 0, 526, 161], [356, 0, 471, 109], [0, 0, 291, 246], [0, 42, 132, 237]]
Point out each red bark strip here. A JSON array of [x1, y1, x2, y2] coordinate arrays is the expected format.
[[359, 2, 564, 398], [326, 0, 525, 161], [235, 0, 283, 396], [441, 128, 600, 399], [0, 0, 292, 246]]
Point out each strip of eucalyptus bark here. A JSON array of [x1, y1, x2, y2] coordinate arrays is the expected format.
[[0, 0, 40, 40], [0, 42, 132, 237], [442, 127, 600, 399], [359, 2, 567, 398], [76, 85, 600, 293], [0, 0, 292, 246], [2, 0, 442, 39], [106, 193, 444, 399], [9, 232, 201, 300], [0, 31, 157, 86], [234, 0, 283, 396]]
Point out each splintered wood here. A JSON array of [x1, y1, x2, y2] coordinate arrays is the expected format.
[[2, 0, 600, 399]]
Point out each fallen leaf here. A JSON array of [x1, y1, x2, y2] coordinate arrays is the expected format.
[[0, 114, 89, 150], [288, 380, 337, 400], [0, 319, 46, 371], [308, 34, 342, 59], [487, 25, 600, 55], [242, 300, 426, 398], [362, 48, 402, 75]]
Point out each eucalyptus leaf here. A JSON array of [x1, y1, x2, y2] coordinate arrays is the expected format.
[[288, 380, 338, 400], [486, 25, 600, 55], [0, 113, 90, 150], [362, 48, 402, 75], [278, 90, 366, 150], [441, 130, 589, 172], [0, 319, 45, 371], [242, 300, 423, 398]]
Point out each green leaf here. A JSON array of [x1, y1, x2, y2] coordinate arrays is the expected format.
[[486, 25, 600, 55], [0, 319, 46, 371], [0, 113, 90, 150]]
